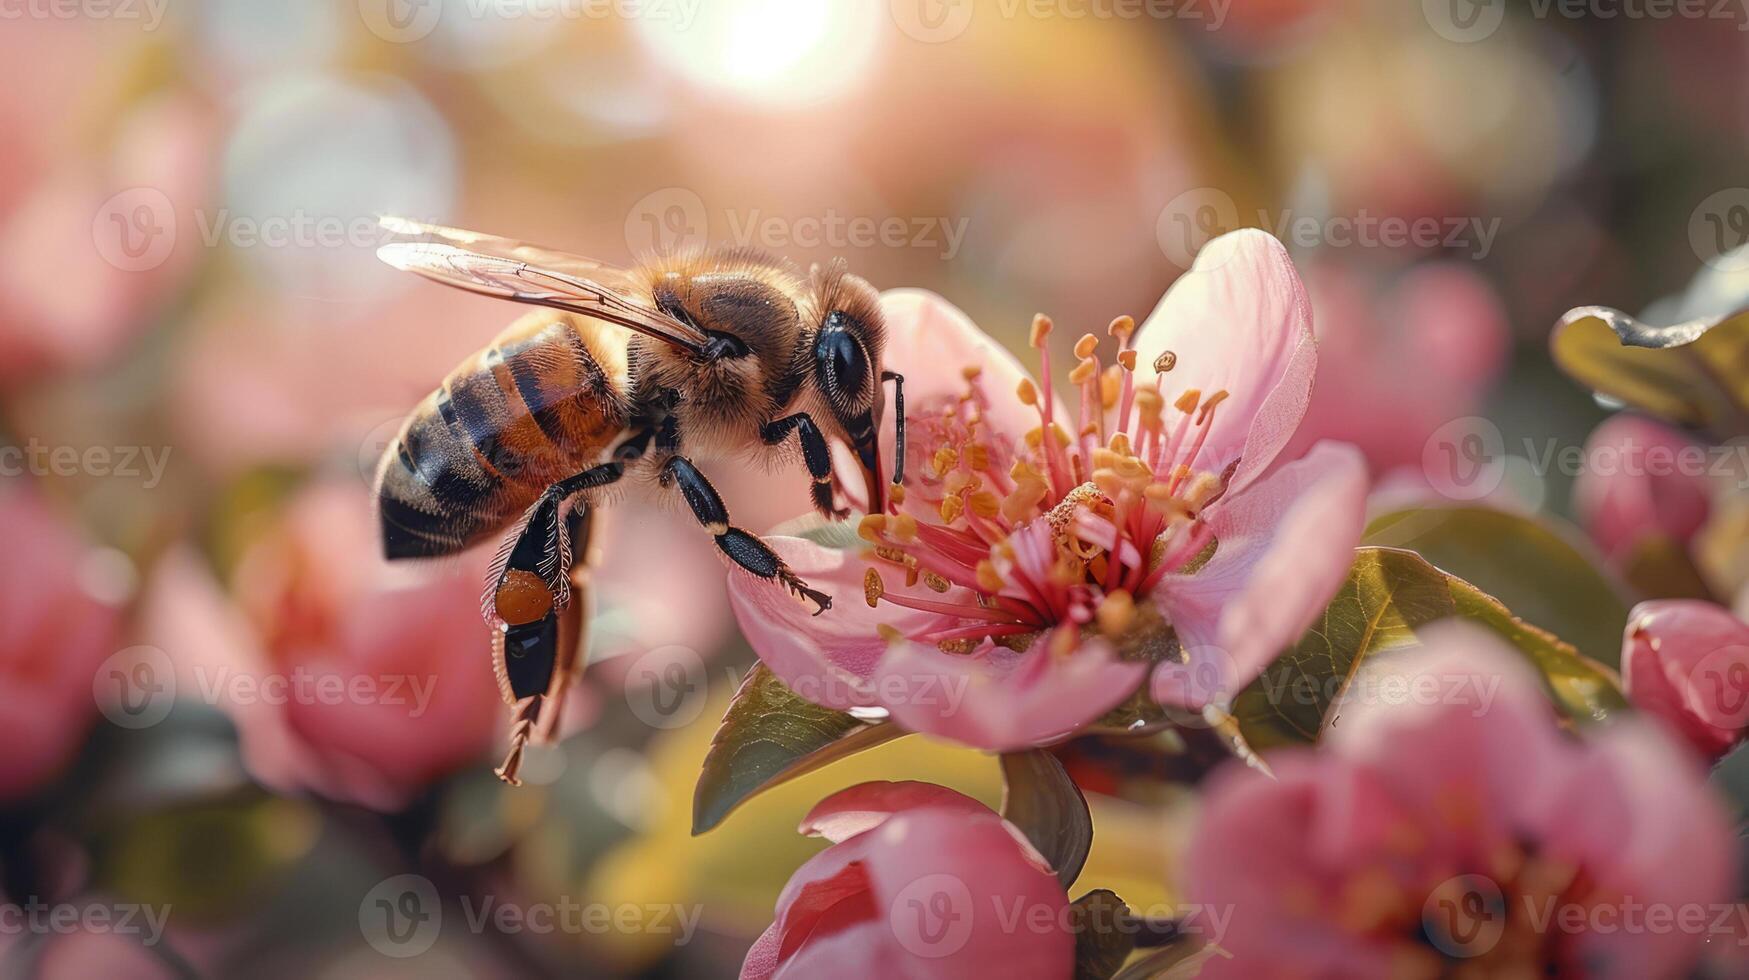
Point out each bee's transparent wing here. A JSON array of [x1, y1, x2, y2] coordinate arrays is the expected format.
[[376, 217, 708, 356]]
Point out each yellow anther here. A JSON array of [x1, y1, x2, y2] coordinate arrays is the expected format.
[[1016, 377, 1039, 406], [964, 443, 990, 471], [858, 514, 888, 542], [1100, 366, 1121, 409], [863, 567, 885, 608], [1010, 459, 1038, 481], [890, 483, 906, 505], [1049, 627, 1077, 658], [961, 365, 983, 382], [1002, 478, 1050, 523], [1197, 389, 1230, 424], [1097, 589, 1136, 636], [1117, 349, 1138, 371], [1154, 351, 1177, 373], [1069, 358, 1098, 385], [1175, 389, 1202, 414], [976, 559, 1005, 593], [923, 571, 951, 593], [876, 623, 904, 643], [939, 495, 965, 524], [1184, 471, 1224, 511], [892, 513, 919, 542], [1074, 333, 1099, 359], [1049, 423, 1072, 447], [968, 490, 1001, 519], [1108, 315, 1136, 340], [1025, 427, 1043, 449], [932, 446, 959, 475], [1108, 432, 1133, 456], [1030, 314, 1053, 348]]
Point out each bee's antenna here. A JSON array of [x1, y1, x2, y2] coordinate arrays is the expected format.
[[883, 370, 906, 490]]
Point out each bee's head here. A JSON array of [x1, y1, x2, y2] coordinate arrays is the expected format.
[[807, 262, 890, 513]]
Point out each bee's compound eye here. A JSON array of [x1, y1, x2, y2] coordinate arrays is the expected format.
[[815, 324, 869, 400], [495, 569, 554, 626]]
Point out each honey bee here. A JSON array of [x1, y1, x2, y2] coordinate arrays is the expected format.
[[370, 217, 905, 784]]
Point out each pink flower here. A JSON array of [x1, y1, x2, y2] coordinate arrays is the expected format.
[[1187, 623, 1735, 979], [742, 781, 1072, 980], [1573, 415, 1713, 566], [1285, 259, 1509, 477], [0, 91, 213, 382], [1622, 599, 1749, 761], [0, 488, 123, 800], [731, 230, 1367, 750], [142, 480, 500, 810]]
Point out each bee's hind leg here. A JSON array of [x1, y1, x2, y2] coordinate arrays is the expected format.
[[660, 455, 832, 615], [491, 466, 619, 785]]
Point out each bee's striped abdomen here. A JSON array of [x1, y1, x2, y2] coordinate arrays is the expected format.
[[375, 311, 631, 560]]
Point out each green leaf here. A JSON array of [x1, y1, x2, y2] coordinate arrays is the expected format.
[[1000, 750, 1093, 889], [1070, 890, 1136, 980], [1551, 304, 1749, 439], [1109, 941, 1218, 980], [693, 665, 905, 834], [1232, 548, 1626, 748], [1364, 506, 1631, 668]]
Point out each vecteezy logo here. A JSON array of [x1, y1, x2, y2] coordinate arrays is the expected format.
[[357, 0, 443, 43], [1156, 188, 1240, 270], [1423, 416, 1506, 501], [624, 644, 708, 729], [1422, 874, 1506, 958], [1689, 189, 1749, 274], [624, 188, 709, 256], [359, 874, 441, 958], [889, 873, 974, 958], [890, 0, 974, 43], [1693, 646, 1749, 726], [93, 646, 176, 729], [1422, 0, 1505, 43], [92, 188, 176, 273]]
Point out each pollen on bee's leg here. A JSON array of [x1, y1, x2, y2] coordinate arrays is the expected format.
[[495, 569, 555, 626]]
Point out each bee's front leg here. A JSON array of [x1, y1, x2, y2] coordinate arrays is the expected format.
[[761, 412, 847, 520], [660, 455, 832, 614]]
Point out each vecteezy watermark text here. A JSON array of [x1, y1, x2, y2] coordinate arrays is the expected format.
[[0, 0, 169, 29], [0, 898, 171, 947], [0, 440, 172, 489], [1157, 189, 1500, 268], [626, 189, 970, 261]]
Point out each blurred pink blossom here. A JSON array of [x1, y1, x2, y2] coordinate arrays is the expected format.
[[0, 90, 213, 382], [1572, 414, 1713, 566], [732, 231, 1366, 751], [1188, 623, 1734, 978], [143, 480, 500, 810], [1286, 259, 1509, 478], [0, 488, 123, 800], [742, 781, 1072, 980], [1622, 599, 1749, 761]]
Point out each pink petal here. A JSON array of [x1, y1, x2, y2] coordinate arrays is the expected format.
[[1573, 415, 1713, 562], [800, 781, 991, 843], [1130, 229, 1316, 495], [1622, 599, 1749, 759], [877, 289, 1066, 452], [729, 536, 940, 710], [875, 637, 1147, 751], [1322, 621, 1571, 847], [1535, 720, 1735, 978], [1151, 442, 1367, 708], [861, 809, 1074, 980]]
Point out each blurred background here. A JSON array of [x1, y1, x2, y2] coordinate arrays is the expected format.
[[1, 0, 1746, 976]]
